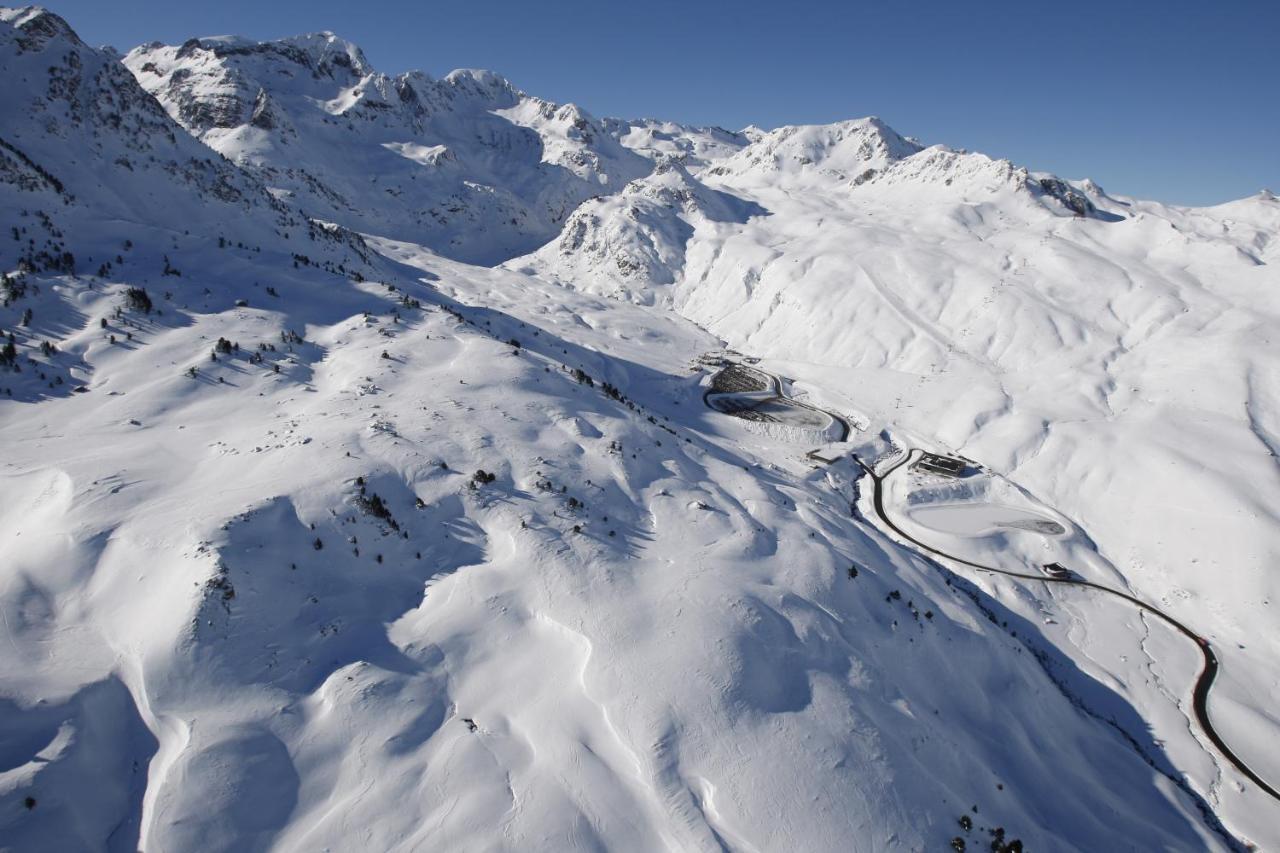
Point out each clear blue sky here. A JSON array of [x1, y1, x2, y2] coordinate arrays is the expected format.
[[46, 0, 1279, 205]]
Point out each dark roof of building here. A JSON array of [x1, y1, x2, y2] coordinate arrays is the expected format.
[[916, 453, 965, 474]]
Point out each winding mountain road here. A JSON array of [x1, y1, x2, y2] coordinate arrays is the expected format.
[[861, 449, 1280, 804], [703, 360, 1280, 805]]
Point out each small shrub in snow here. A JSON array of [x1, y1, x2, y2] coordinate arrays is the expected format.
[[357, 491, 400, 531], [124, 286, 153, 313]]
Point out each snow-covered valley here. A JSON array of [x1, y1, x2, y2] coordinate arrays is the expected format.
[[1, 6, 1277, 851]]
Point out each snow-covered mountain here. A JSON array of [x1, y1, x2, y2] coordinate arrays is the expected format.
[[2, 6, 1278, 852], [521, 100, 1280, 848], [703, 117, 923, 186], [124, 34, 697, 265], [512, 158, 765, 304], [0, 8, 359, 249]]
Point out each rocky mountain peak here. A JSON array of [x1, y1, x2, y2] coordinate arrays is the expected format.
[[0, 5, 79, 52]]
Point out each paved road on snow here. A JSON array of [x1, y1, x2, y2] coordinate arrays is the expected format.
[[861, 448, 1280, 804], [702, 360, 1280, 804]]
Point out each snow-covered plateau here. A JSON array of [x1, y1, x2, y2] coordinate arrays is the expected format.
[[1, 6, 1277, 851]]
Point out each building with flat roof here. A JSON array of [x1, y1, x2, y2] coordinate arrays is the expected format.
[[913, 453, 965, 478], [1042, 562, 1072, 579]]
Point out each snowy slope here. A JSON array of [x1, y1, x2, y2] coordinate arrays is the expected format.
[[509, 159, 765, 304], [523, 103, 1280, 847], [1, 6, 1278, 852]]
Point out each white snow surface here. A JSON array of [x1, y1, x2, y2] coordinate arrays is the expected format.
[[1, 6, 1278, 852]]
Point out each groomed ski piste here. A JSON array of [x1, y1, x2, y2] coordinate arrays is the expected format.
[[2, 7, 1279, 851]]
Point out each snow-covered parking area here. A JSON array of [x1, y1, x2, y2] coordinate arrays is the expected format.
[[703, 363, 848, 443]]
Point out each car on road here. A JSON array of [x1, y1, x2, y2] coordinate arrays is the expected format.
[[1041, 562, 1072, 580]]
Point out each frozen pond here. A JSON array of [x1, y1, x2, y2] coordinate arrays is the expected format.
[[907, 502, 1066, 537]]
